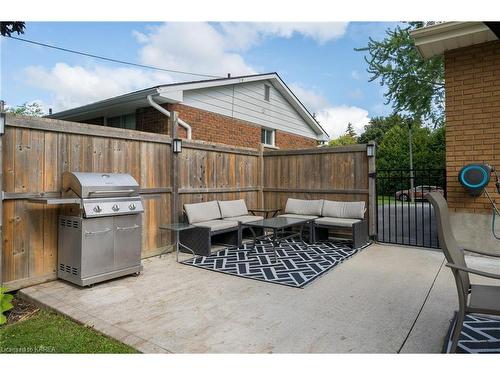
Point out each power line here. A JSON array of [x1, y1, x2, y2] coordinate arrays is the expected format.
[[3, 35, 222, 79]]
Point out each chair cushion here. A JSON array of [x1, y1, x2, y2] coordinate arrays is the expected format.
[[278, 213, 318, 220], [315, 217, 361, 227], [184, 201, 221, 224], [224, 215, 264, 224], [321, 200, 365, 219], [469, 284, 500, 314], [284, 198, 323, 216], [218, 199, 248, 218], [193, 219, 239, 232]]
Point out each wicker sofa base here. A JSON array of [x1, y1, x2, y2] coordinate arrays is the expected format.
[[314, 219, 368, 249], [179, 225, 242, 257]]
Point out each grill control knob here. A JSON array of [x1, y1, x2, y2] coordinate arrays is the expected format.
[[112, 204, 120, 212], [129, 203, 136, 210], [93, 205, 102, 213]]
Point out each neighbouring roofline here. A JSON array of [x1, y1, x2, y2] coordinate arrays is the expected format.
[[410, 21, 498, 59], [48, 72, 329, 141]]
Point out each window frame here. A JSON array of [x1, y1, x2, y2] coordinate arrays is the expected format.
[[106, 113, 136, 130], [261, 127, 275, 147]]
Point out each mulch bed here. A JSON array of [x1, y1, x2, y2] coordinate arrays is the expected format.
[[4, 295, 39, 325]]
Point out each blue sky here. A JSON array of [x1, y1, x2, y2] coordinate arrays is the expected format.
[[0, 21, 399, 138]]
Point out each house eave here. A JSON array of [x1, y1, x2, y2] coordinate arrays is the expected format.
[[410, 22, 498, 59]]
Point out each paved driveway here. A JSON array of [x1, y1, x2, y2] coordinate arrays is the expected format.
[[377, 202, 439, 248]]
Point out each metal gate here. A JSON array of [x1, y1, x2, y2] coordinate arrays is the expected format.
[[376, 169, 446, 248]]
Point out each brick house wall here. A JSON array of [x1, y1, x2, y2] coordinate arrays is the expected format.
[[135, 103, 318, 150], [444, 39, 500, 253], [444, 40, 500, 214]]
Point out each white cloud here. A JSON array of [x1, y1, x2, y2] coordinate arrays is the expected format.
[[134, 23, 256, 78], [288, 83, 329, 113], [134, 22, 348, 77], [23, 22, 350, 111], [25, 63, 172, 110], [288, 83, 370, 139], [316, 105, 370, 138], [219, 22, 348, 49]]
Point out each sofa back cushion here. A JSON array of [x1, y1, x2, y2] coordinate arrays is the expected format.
[[285, 198, 323, 216], [184, 200, 221, 224], [218, 199, 248, 218], [322, 200, 365, 219]]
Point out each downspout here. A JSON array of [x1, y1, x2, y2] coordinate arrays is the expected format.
[[146, 94, 192, 139]]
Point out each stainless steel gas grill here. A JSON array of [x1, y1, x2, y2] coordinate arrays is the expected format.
[[31, 172, 144, 286]]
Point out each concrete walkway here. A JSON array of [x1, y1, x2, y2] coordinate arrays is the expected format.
[[19, 243, 500, 353]]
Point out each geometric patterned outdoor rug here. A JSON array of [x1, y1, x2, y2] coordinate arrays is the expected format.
[[444, 313, 500, 353], [181, 239, 368, 288]]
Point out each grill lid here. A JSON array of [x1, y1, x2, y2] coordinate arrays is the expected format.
[[62, 172, 140, 199]]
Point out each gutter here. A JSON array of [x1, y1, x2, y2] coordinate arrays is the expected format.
[[146, 94, 192, 139]]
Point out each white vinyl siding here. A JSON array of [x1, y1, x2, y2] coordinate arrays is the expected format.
[[182, 81, 318, 139]]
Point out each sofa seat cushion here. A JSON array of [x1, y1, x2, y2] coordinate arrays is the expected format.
[[315, 217, 361, 227], [278, 213, 318, 220], [184, 200, 221, 224], [224, 215, 264, 224], [193, 219, 239, 232], [321, 200, 365, 219], [284, 198, 323, 216], [218, 199, 248, 218]]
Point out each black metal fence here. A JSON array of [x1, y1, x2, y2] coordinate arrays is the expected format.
[[376, 169, 446, 248]]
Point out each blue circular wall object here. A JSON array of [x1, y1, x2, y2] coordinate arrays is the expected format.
[[458, 164, 491, 196]]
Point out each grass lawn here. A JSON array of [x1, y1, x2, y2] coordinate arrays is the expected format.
[[0, 309, 137, 354], [377, 195, 398, 204]]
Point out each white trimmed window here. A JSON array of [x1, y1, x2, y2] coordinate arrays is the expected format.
[[261, 128, 275, 146]]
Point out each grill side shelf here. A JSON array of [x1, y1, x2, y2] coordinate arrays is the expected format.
[[28, 197, 82, 205]]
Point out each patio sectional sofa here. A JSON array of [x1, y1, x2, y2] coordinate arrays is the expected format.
[[277, 198, 368, 248], [180, 199, 263, 256], [180, 197, 368, 257]]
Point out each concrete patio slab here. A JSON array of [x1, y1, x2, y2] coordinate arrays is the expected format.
[[20, 243, 497, 353]]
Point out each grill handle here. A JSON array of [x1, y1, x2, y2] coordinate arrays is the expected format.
[[84, 228, 112, 236], [116, 224, 140, 231], [87, 189, 136, 197]]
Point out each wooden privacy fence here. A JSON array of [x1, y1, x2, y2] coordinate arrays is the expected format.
[[0, 114, 374, 290], [263, 145, 376, 236]]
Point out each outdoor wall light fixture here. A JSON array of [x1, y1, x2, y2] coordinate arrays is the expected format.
[[173, 138, 182, 153], [366, 143, 375, 157], [0, 112, 5, 135]]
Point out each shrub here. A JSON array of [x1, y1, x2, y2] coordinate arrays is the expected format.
[[0, 286, 14, 325]]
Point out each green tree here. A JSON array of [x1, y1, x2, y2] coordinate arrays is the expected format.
[[1, 22, 25, 37], [356, 22, 445, 126], [376, 122, 445, 194], [357, 114, 410, 145], [377, 123, 444, 171], [346, 122, 357, 138], [6, 102, 45, 117], [328, 134, 357, 147]]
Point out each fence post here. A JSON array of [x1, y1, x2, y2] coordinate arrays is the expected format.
[[170, 111, 179, 250], [0, 111, 4, 284], [258, 143, 264, 209], [368, 141, 377, 239]]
